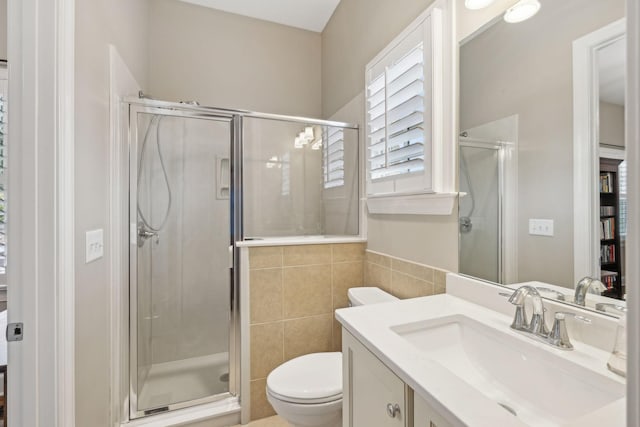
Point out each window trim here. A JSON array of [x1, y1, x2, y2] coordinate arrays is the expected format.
[[364, 0, 455, 215]]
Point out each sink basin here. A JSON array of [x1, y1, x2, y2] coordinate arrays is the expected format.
[[391, 315, 624, 426]]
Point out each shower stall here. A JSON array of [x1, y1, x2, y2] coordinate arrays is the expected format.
[[129, 104, 238, 418], [125, 98, 359, 421], [458, 138, 511, 284]]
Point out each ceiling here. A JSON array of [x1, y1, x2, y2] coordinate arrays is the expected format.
[[178, 0, 341, 32], [598, 37, 626, 106]]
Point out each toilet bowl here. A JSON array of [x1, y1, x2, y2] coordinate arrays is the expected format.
[[265, 287, 397, 427]]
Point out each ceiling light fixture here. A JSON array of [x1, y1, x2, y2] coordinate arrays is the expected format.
[[294, 126, 316, 149], [464, 0, 495, 10], [503, 0, 541, 23], [304, 126, 314, 140]]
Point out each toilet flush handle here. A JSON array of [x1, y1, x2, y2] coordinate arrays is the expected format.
[[386, 403, 401, 418]]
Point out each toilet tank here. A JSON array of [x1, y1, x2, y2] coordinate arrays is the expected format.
[[347, 287, 397, 306]]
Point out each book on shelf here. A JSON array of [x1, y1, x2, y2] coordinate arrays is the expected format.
[[600, 172, 614, 193], [600, 244, 616, 264], [600, 217, 616, 240], [601, 271, 618, 289], [600, 205, 616, 216]]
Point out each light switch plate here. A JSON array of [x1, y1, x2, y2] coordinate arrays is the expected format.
[[529, 219, 554, 237], [86, 229, 104, 263]]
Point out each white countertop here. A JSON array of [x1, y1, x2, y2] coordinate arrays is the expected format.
[[335, 294, 625, 427]]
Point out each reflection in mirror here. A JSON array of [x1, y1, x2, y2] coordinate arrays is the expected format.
[[597, 37, 627, 300], [458, 0, 626, 313]]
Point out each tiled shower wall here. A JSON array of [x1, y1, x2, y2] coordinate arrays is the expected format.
[[247, 244, 448, 420]]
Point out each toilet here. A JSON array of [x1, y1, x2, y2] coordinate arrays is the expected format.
[[266, 287, 397, 427]]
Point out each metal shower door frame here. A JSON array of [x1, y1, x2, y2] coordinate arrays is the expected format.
[[127, 102, 242, 420], [458, 140, 505, 284]]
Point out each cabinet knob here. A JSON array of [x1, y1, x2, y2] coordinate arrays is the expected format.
[[386, 403, 401, 418]]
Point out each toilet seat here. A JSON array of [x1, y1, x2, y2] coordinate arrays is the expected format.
[[266, 352, 342, 404]]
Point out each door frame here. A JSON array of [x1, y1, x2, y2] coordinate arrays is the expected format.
[[626, 0, 640, 424], [7, 0, 76, 426], [572, 18, 626, 284]]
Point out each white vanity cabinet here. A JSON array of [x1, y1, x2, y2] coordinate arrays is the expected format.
[[343, 330, 408, 426], [342, 330, 453, 427], [414, 393, 453, 427]]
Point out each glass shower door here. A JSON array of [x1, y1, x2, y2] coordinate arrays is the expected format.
[[459, 143, 501, 283], [130, 108, 235, 417]]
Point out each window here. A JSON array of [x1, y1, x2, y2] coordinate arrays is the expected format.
[[368, 43, 426, 183], [364, 1, 455, 215], [619, 160, 627, 237], [323, 126, 345, 189]]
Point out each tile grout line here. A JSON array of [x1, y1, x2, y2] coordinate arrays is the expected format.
[[280, 247, 285, 364], [331, 245, 336, 350]]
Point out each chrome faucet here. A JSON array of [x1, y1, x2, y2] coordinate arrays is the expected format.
[[508, 285, 548, 337], [573, 277, 606, 306], [548, 312, 591, 350], [504, 285, 591, 350]]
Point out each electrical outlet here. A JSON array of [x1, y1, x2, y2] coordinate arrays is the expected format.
[[529, 219, 554, 237], [86, 229, 104, 263]]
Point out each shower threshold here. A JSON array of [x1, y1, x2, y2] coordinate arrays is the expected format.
[[138, 352, 230, 411]]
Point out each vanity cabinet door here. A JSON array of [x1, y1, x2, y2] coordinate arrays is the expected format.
[[413, 392, 453, 427], [343, 330, 408, 427]]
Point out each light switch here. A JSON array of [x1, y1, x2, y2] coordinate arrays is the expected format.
[[529, 219, 554, 237], [86, 229, 104, 263]]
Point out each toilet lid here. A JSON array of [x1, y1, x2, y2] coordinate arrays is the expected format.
[[267, 352, 342, 404]]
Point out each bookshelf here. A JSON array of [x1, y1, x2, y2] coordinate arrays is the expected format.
[[599, 158, 623, 299]]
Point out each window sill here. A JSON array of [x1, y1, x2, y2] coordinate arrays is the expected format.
[[366, 192, 458, 215]]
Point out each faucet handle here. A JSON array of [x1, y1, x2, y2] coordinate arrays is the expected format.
[[499, 291, 530, 330], [548, 312, 591, 350]]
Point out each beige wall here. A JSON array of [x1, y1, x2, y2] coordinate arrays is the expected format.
[[147, 0, 322, 117], [600, 101, 626, 147], [460, 0, 625, 287], [321, 0, 436, 119], [0, 0, 6, 60], [75, 0, 149, 425], [322, 0, 459, 272]]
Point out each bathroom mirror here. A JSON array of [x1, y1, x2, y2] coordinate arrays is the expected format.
[[458, 0, 627, 315]]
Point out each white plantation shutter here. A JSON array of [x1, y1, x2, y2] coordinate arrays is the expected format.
[[366, 11, 440, 197], [323, 126, 345, 189]]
